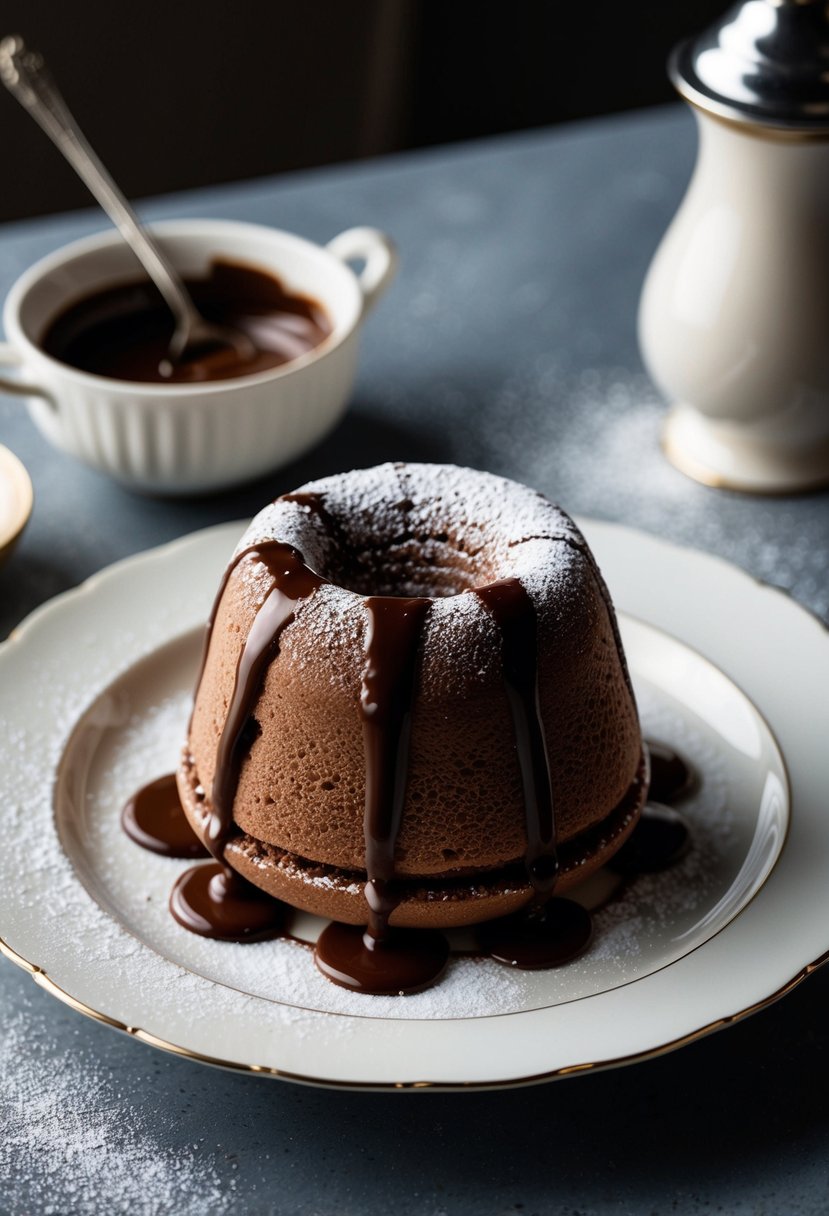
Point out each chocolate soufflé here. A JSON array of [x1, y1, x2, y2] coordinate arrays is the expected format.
[[177, 463, 647, 930]]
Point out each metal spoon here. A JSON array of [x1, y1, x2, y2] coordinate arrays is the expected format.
[[0, 35, 255, 374]]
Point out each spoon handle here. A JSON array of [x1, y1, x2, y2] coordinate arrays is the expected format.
[[0, 35, 198, 335]]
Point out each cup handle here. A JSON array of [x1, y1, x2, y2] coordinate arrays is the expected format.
[[325, 228, 398, 316], [0, 342, 53, 404]]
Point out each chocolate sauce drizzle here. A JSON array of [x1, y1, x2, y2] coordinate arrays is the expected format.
[[208, 544, 326, 856], [474, 579, 559, 901], [175, 539, 326, 941], [188, 540, 296, 734], [359, 595, 432, 939], [315, 594, 451, 994], [471, 579, 594, 968]]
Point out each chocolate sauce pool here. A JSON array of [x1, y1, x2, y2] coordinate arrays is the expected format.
[[609, 803, 691, 875], [648, 739, 696, 804], [42, 259, 331, 384], [478, 898, 593, 969], [121, 773, 208, 859], [315, 922, 450, 995], [170, 861, 286, 942], [122, 507, 696, 996], [120, 772, 285, 942]]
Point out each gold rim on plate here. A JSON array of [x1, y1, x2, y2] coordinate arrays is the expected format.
[[1, 931, 825, 1089]]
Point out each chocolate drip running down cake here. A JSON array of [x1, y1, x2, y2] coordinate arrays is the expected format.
[[176, 463, 647, 971]]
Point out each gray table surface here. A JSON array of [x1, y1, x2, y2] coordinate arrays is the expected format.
[[1, 105, 828, 1216]]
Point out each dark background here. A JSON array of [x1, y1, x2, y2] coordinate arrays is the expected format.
[[0, 0, 725, 222]]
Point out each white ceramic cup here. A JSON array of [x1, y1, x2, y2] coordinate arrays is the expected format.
[[0, 219, 397, 494]]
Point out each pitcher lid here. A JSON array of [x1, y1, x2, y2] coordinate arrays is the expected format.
[[672, 0, 829, 131]]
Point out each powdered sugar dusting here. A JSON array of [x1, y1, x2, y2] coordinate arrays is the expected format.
[[0, 1007, 237, 1215], [282, 462, 581, 549], [240, 462, 585, 601]]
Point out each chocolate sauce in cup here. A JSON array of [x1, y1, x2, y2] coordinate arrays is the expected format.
[[42, 260, 332, 385]]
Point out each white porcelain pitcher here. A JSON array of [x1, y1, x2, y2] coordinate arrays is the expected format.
[[639, 0, 829, 492]]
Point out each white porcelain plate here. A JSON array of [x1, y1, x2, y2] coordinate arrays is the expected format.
[[0, 519, 826, 1090]]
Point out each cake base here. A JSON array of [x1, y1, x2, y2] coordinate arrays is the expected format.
[[176, 751, 648, 930]]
